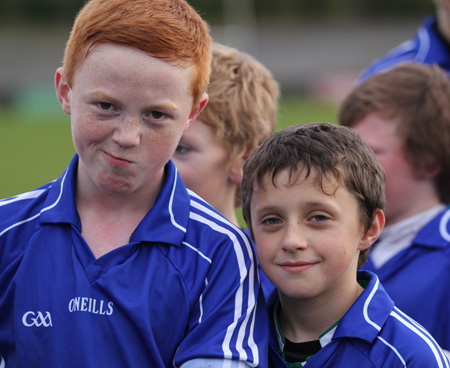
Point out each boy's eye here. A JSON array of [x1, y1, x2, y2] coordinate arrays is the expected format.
[[311, 215, 327, 222], [262, 217, 281, 226], [98, 102, 114, 110], [175, 144, 189, 154], [150, 111, 165, 119]]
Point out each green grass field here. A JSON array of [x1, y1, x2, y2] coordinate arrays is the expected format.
[[0, 95, 338, 199]]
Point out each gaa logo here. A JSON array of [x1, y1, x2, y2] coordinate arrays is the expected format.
[[22, 311, 53, 327]]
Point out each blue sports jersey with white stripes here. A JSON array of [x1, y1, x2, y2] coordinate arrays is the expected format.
[[242, 228, 276, 301], [267, 271, 449, 367], [0, 155, 268, 367], [363, 206, 450, 352], [357, 15, 450, 83]]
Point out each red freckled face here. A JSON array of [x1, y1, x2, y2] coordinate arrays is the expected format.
[[58, 43, 198, 197]]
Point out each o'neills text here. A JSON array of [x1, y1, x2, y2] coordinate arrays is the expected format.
[[68, 297, 113, 315]]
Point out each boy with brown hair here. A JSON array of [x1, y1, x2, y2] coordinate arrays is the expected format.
[[0, 0, 268, 366], [241, 122, 449, 367], [340, 62, 450, 353]]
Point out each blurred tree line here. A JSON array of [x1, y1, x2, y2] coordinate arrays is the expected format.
[[0, 0, 435, 25]]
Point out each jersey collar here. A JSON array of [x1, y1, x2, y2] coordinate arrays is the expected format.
[[422, 15, 450, 67], [413, 206, 450, 249], [39, 155, 190, 247], [39, 154, 81, 229], [269, 271, 394, 344], [332, 271, 394, 343], [130, 159, 189, 246]]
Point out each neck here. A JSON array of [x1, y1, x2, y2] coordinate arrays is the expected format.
[[386, 193, 441, 226], [278, 282, 363, 343], [211, 188, 240, 227], [221, 205, 240, 227], [76, 183, 160, 259]]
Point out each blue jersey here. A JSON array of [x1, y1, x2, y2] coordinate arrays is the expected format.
[[357, 15, 450, 83], [267, 271, 449, 367], [243, 228, 276, 300], [0, 155, 268, 367], [363, 206, 450, 351]]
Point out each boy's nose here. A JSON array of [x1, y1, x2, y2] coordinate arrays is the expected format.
[[112, 118, 142, 147], [280, 223, 308, 252]]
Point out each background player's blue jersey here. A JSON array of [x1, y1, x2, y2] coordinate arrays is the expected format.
[[267, 271, 449, 367], [363, 206, 450, 352], [357, 15, 450, 83], [0, 155, 268, 367]]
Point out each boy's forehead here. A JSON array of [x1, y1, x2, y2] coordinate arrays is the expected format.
[[79, 42, 194, 75], [256, 166, 342, 194], [75, 43, 195, 89]]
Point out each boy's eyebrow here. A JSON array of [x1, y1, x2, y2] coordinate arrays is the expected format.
[[90, 90, 180, 112], [255, 199, 338, 214], [150, 102, 180, 112], [253, 204, 283, 215]]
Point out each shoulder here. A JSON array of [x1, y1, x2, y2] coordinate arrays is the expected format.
[[332, 272, 448, 366], [376, 306, 450, 367], [164, 162, 252, 253], [0, 185, 53, 271], [0, 157, 75, 249], [185, 190, 253, 257], [415, 207, 450, 257], [164, 189, 256, 293], [0, 185, 51, 234]]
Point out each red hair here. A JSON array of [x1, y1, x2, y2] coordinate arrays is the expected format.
[[63, 0, 211, 106]]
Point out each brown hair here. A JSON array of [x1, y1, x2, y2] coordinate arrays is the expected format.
[[241, 122, 385, 268], [200, 43, 279, 206], [63, 0, 211, 106], [340, 62, 450, 203]]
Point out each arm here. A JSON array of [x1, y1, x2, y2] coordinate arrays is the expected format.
[[173, 218, 269, 367]]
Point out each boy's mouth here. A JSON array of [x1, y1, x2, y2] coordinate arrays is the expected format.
[[103, 151, 133, 168], [280, 261, 317, 273]]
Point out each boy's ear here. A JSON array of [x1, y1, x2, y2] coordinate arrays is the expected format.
[[55, 67, 72, 115], [358, 209, 385, 251], [228, 146, 253, 185], [188, 93, 208, 124], [228, 156, 245, 186]]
